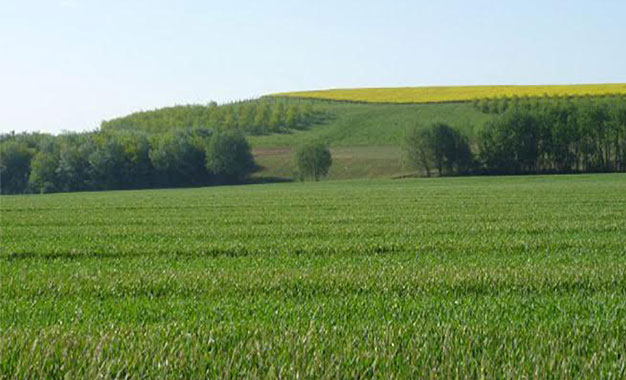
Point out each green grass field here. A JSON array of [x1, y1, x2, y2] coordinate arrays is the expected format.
[[274, 83, 626, 103], [1, 174, 625, 378], [250, 101, 489, 147]]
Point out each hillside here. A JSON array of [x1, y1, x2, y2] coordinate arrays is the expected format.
[[95, 83, 626, 181], [274, 83, 626, 104], [98, 98, 494, 180], [250, 101, 492, 179]]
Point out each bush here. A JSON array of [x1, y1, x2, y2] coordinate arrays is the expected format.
[[205, 130, 256, 183], [404, 123, 473, 176], [0, 141, 33, 194], [404, 125, 434, 177], [28, 151, 59, 193], [150, 129, 210, 187], [295, 142, 332, 181]]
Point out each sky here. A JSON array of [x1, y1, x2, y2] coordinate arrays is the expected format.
[[1, 0, 625, 134]]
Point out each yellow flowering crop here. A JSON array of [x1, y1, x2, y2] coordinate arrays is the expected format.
[[273, 83, 626, 104]]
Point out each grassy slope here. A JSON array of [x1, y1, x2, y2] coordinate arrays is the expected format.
[[274, 83, 626, 103], [2, 174, 625, 377], [250, 101, 492, 179]]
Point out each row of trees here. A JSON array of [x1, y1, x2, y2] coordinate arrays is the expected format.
[[4, 95, 623, 193], [101, 101, 324, 135], [0, 128, 256, 194], [404, 123, 473, 177], [407, 97, 626, 175], [472, 94, 626, 115]]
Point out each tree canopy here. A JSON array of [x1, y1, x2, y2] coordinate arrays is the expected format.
[[206, 130, 256, 183], [101, 100, 324, 135], [404, 123, 473, 176], [0, 127, 256, 194], [295, 142, 332, 181], [405, 96, 626, 176]]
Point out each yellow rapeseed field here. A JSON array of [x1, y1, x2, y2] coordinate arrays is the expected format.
[[273, 83, 626, 104]]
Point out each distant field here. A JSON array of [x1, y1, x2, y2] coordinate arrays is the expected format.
[[249, 101, 490, 179], [273, 83, 626, 104], [1, 174, 625, 378], [249, 101, 490, 148], [94, 84, 626, 182], [253, 145, 404, 180]]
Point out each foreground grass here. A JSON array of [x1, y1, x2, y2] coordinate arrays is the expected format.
[[273, 83, 626, 104], [1, 174, 625, 378]]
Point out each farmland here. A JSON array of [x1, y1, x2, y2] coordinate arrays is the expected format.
[[10, 83, 618, 186], [250, 101, 491, 179], [1, 174, 625, 378], [273, 83, 626, 104]]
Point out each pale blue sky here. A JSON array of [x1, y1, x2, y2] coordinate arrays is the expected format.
[[1, 0, 625, 133]]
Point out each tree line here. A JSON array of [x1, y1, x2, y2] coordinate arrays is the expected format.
[[407, 96, 626, 175], [0, 127, 334, 194], [472, 93, 626, 115], [0, 128, 256, 194], [4, 95, 625, 194], [101, 100, 325, 135]]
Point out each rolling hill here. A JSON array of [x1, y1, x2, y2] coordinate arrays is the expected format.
[[249, 101, 492, 179], [100, 83, 626, 180]]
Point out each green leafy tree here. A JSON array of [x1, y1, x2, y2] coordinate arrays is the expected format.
[[269, 103, 285, 132], [405, 123, 473, 177], [238, 103, 256, 132], [479, 110, 539, 174], [612, 101, 626, 170], [28, 151, 59, 193], [223, 107, 236, 130], [117, 131, 153, 188], [301, 103, 316, 128], [0, 141, 33, 194], [149, 130, 210, 187], [253, 103, 271, 134], [89, 134, 126, 190], [55, 134, 94, 192], [404, 125, 433, 177], [205, 129, 256, 183], [295, 142, 332, 181], [285, 105, 300, 129], [429, 123, 474, 175]]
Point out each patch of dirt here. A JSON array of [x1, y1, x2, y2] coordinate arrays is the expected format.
[[253, 147, 292, 156]]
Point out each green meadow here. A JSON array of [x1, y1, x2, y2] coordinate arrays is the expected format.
[[1, 174, 625, 378], [250, 101, 491, 179]]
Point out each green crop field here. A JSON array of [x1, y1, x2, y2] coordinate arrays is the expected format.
[[274, 83, 626, 104], [1, 174, 625, 378]]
